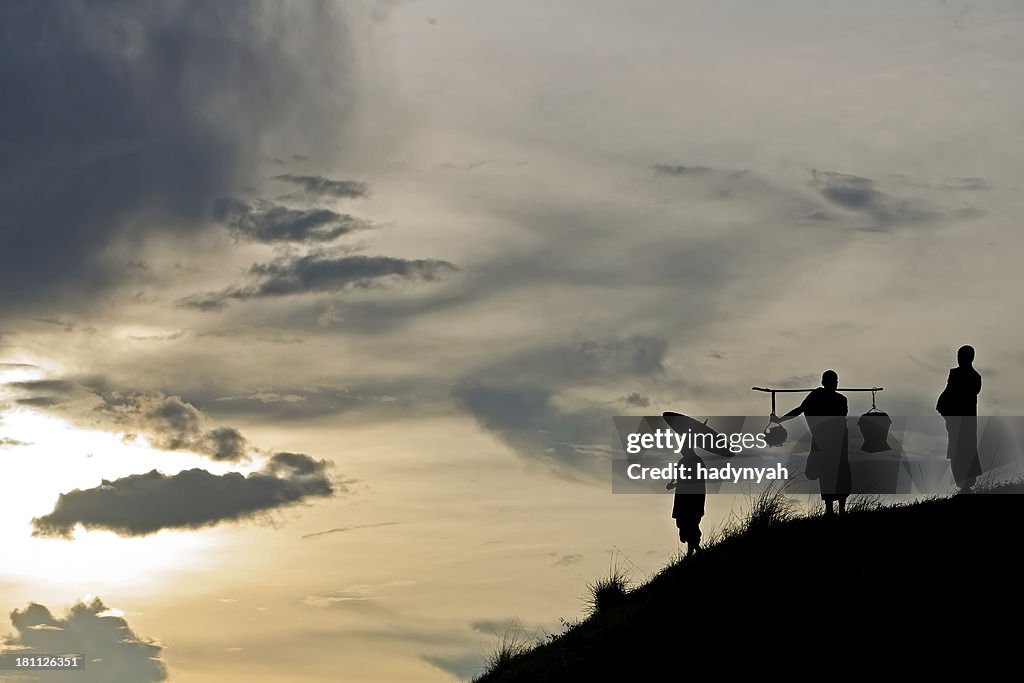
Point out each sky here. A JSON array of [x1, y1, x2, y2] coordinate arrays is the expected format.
[[1, 1, 1023, 681]]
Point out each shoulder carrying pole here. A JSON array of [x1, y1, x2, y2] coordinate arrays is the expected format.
[[752, 386, 883, 415]]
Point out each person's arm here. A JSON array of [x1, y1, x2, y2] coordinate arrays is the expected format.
[[936, 370, 954, 416], [771, 399, 806, 424], [666, 458, 683, 490]]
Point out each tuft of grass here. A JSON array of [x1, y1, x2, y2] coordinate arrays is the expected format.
[[584, 566, 630, 616], [741, 482, 797, 534], [845, 492, 883, 513], [581, 548, 636, 616], [476, 620, 539, 680]]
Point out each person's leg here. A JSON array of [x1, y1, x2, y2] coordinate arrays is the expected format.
[[824, 498, 835, 516], [948, 416, 976, 493], [688, 526, 702, 554], [838, 496, 847, 516]]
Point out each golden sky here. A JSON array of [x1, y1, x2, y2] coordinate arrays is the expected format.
[[2, 1, 1023, 681]]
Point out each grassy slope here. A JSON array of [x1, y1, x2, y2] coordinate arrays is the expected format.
[[475, 484, 1023, 681]]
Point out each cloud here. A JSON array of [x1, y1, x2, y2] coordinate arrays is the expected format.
[[32, 452, 336, 538], [0, 0, 356, 320], [455, 384, 611, 476], [942, 177, 989, 191], [202, 382, 423, 424], [653, 164, 714, 176], [549, 552, 582, 566], [301, 522, 399, 540], [273, 174, 369, 198], [654, 163, 983, 231], [7, 379, 80, 397], [469, 618, 537, 637], [2, 598, 166, 682], [6, 380, 250, 461], [454, 336, 668, 475], [770, 374, 819, 389], [424, 618, 549, 681], [622, 392, 651, 408], [422, 652, 485, 681], [302, 592, 384, 609], [301, 579, 415, 614], [300, 590, 391, 615], [0, 437, 29, 448], [180, 253, 458, 310], [809, 169, 982, 229], [464, 337, 667, 387], [212, 197, 372, 243]]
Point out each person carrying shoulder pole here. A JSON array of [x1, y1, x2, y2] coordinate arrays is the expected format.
[[771, 370, 852, 516]]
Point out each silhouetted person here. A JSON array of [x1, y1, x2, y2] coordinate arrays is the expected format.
[[666, 446, 706, 555], [772, 370, 851, 515], [936, 345, 982, 493]]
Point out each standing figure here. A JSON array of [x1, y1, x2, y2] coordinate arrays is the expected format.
[[937, 345, 982, 493], [772, 370, 851, 516], [666, 446, 706, 556]]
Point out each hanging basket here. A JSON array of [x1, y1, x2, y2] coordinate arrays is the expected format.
[[763, 423, 788, 447], [857, 389, 893, 453]]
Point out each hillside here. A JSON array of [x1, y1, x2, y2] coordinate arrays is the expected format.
[[475, 485, 1023, 680]]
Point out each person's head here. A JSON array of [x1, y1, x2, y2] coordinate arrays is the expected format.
[[957, 345, 975, 367], [821, 369, 838, 390]]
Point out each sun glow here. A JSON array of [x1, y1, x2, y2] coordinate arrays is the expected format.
[[0, 394, 250, 592]]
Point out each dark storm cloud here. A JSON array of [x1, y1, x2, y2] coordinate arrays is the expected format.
[[3, 598, 166, 682], [4, 379, 251, 461], [32, 452, 336, 538], [179, 253, 459, 310], [212, 198, 372, 243], [273, 174, 369, 198], [0, 0, 354, 318]]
